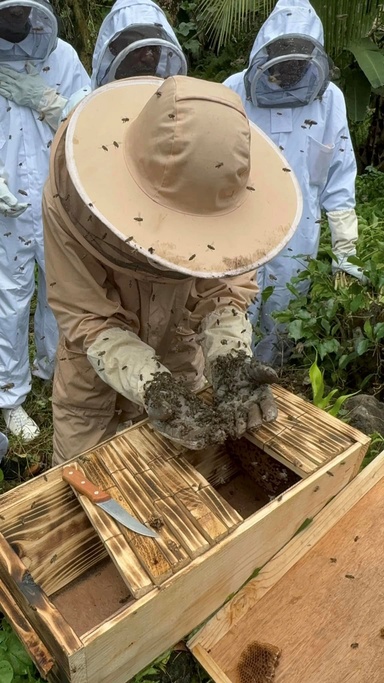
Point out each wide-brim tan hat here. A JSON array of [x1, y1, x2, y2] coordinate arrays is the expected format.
[[66, 75, 302, 278]]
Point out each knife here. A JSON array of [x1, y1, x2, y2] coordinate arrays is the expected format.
[[62, 467, 158, 538]]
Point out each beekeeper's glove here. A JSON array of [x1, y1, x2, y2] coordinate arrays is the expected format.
[[0, 177, 28, 218], [200, 309, 279, 438], [87, 327, 226, 450], [61, 86, 92, 119], [0, 64, 67, 131], [328, 209, 368, 285]]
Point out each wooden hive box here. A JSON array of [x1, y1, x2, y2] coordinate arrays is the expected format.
[[189, 451, 384, 683], [0, 386, 370, 683]]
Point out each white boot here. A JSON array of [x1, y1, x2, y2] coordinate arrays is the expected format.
[[0, 432, 8, 460], [2, 406, 40, 442]]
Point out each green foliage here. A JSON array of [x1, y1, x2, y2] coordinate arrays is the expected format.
[[130, 650, 212, 683], [309, 356, 358, 416], [0, 620, 44, 683], [271, 171, 384, 396]]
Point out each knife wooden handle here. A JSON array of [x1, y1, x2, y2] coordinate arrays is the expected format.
[[62, 467, 111, 503]]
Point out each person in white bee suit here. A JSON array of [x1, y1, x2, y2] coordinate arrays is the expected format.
[[0, 0, 188, 130], [0, 1, 89, 441], [224, 0, 366, 365]]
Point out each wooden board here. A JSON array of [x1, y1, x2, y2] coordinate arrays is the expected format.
[[244, 385, 370, 477], [78, 445, 363, 683], [190, 452, 384, 683], [0, 578, 56, 680], [0, 533, 84, 681], [0, 473, 107, 597], [73, 444, 242, 592]]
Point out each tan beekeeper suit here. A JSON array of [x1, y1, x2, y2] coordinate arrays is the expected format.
[[43, 76, 301, 465]]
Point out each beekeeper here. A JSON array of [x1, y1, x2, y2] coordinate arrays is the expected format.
[[0, 1, 89, 441], [224, 0, 365, 365], [0, 0, 188, 129], [42, 75, 302, 465]]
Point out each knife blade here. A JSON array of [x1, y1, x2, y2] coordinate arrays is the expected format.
[[62, 467, 158, 538]]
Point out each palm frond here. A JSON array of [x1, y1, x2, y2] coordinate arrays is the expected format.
[[197, 0, 383, 56], [197, 0, 275, 50], [311, 0, 383, 58]]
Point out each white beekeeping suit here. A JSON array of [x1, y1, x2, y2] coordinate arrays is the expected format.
[[0, 1, 187, 125], [0, 1, 90, 440], [224, 0, 364, 365], [62, 0, 187, 116]]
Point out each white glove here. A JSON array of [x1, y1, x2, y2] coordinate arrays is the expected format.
[[87, 327, 170, 406], [0, 64, 67, 131], [328, 208, 368, 284], [0, 177, 28, 218]]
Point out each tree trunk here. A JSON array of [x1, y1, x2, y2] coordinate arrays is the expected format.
[[52, 0, 94, 70]]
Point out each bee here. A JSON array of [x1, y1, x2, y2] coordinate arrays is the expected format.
[[215, 162, 223, 169], [148, 247, 155, 254], [246, 185, 255, 191], [49, 281, 57, 287], [220, 339, 228, 345], [134, 216, 143, 222], [18, 189, 28, 196], [207, 244, 215, 250], [282, 167, 291, 172], [189, 254, 196, 261], [1, 382, 14, 391], [304, 119, 317, 128], [3, 232, 11, 237], [6, 107, 11, 112], [47, 140, 52, 148], [168, 113, 175, 119], [113, 141, 119, 148], [279, 145, 284, 151], [121, 117, 130, 122], [42, 66, 50, 72], [101, 145, 108, 152]]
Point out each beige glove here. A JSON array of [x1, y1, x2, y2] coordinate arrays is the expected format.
[[200, 308, 279, 437], [199, 308, 253, 382], [87, 327, 169, 406], [87, 327, 226, 449]]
